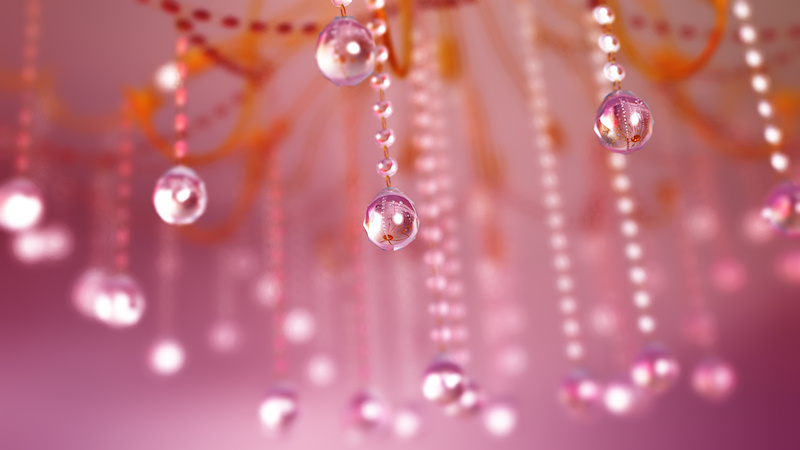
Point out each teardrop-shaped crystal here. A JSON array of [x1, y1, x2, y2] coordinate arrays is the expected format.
[[363, 187, 419, 251], [153, 165, 208, 225]]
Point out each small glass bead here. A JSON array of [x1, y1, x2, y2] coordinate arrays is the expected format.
[[331, 0, 352, 5], [315, 17, 376, 86], [153, 165, 208, 225], [603, 62, 625, 82], [373, 99, 393, 117], [366, 19, 387, 36], [592, 6, 615, 25], [598, 33, 621, 53], [371, 73, 391, 90], [376, 157, 398, 177], [375, 45, 389, 63], [375, 128, 396, 147], [366, 0, 386, 10]]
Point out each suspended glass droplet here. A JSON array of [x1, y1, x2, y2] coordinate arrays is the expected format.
[[345, 389, 387, 433], [153, 165, 208, 225], [762, 181, 800, 237], [630, 343, 680, 393], [258, 386, 299, 435], [0, 177, 44, 232], [692, 357, 737, 402], [94, 273, 146, 328], [315, 17, 376, 86], [363, 187, 420, 251], [444, 379, 485, 417], [421, 356, 466, 405], [376, 157, 398, 177], [594, 90, 654, 154], [559, 368, 602, 417]]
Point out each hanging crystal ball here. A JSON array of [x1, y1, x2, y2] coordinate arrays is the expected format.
[[629, 343, 680, 393], [559, 368, 602, 416], [363, 187, 420, 251], [0, 177, 44, 232], [762, 181, 800, 236], [153, 165, 208, 225], [316, 17, 376, 86], [691, 357, 736, 402], [345, 389, 387, 433], [94, 274, 146, 328], [421, 356, 466, 405], [258, 386, 299, 435], [594, 90, 654, 154], [444, 379, 485, 416]]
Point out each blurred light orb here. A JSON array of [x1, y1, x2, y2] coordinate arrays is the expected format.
[[154, 62, 180, 92], [0, 177, 44, 232], [153, 165, 207, 226], [682, 313, 718, 348], [630, 344, 680, 393], [602, 380, 643, 416], [692, 357, 736, 402], [392, 407, 423, 440], [743, 208, 773, 243], [421, 356, 466, 405], [258, 386, 299, 435], [482, 401, 518, 437], [762, 182, 800, 236], [12, 223, 74, 264], [363, 187, 420, 251], [776, 250, 800, 284], [711, 257, 747, 292], [228, 247, 258, 279], [94, 274, 146, 328], [594, 90, 653, 154], [315, 17, 376, 86], [71, 268, 108, 319], [445, 379, 486, 417], [685, 205, 719, 241], [208, 320, 243, 353], [559, 369, 602, 416], [148, 339, 186, 376], [255, 272, 283, 307], [346, 390, 387, 433], [590, 304, 618, 337], [283, 308, 316, 344], [495, 345, 528, 377], [307, 353, 337, 386]]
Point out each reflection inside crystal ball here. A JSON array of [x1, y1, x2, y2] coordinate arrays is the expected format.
[[762, 181, 800, 237], [315, 17, 376, 86], [363, 187, 420, 251], [153, 165, 208, 226], [258, 386, 299, 435], [148, 339, 186, 376], [422, 356, 466, 405], [0, 176, 44, 232], [594, 90, 654, 154], [94, 274, 146, 328], [629, 343, 680, 393]]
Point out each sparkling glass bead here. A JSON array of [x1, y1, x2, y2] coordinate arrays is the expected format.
[[762, 182, 800, 236], [366, 19, 387, 36], [376, 157, 398, 177], [603, 62, 625, 82], [94, 274, 146, 328], [375, 128, 396, 147], [593, 5, 615, 25], [148, 338, 186, 376], [363, 187, 420, 251], [375, 45, 389, 63], [692, 357, 736, 402], [345, 390, 387, 433], [315, 17, 376, 86], [370, 73, 391, 90], [598, 33, 620, 53], [594, 90, 654, 154], [421, 356, 465, 405], [366, 0, 386, 10], [444, 379, 485, 417], [630, 343, 680, 393], [559, 369, 602, 416], [373, 99, 393, 118], [72, 268, 108, 319], [153, 165, 208, 225], [0, 177, 44, 232], [258, 386, 299, 435]]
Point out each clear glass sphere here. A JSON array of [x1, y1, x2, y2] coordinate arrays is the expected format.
[[444, 379, 485, 416], [376, 157, 398, 177], [72, 268, 108, 319], [482, 401, 518, 437], [363, 187, 420, 251], [258, 386, 299, 435], [421, 356, 466, 405], [373, 99, 393, 118], [559, 369, 602, 416], [603, 62, 625, 82], [94, 274, 146, 328], [153, 165, 208, 225], [692, 357, 736, 402], [592, 5, 615, 25], [594, 90, 654, 154], [629, 343, 680, 393], [345, 389, 387, 433], [0, 177, 44, 232], [148, 338, 186, 376], [598, 33, 620, 53], [315, 17, 376, 86], [762, 182, 800, 236]]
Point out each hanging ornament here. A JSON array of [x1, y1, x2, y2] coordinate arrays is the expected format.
[[363, 187, 420, 251], [444, 379, 486, 417], [94, 273, 146, 328], [691, 356, 737, 402], [421, 356, 466, 405], [258, 386, 299, 435], [345, 389, 388, 433], [591, 4, 654, 154], [762, 181, 800, 236], [629, 343, 680, 393], [315, 10, 376, 86], [559, 369, 602, 417]]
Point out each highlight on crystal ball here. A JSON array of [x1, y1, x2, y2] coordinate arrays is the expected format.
[[629, 343, 680, 393], [421, 356, 466, 405], [94, 273, 146, 328], [153, 165, 208, 226], [0, 176, 44, 232], [594, 90, 654, 154], [558, 369, 602, 416], [258, 386, 299, 435], [691, 357, 736, 402], [315, 16, 376, 86], [148, 338, 186, 376], [345, 389, 387, 433], [762, 181, 800, 236], [363, 187, 420, 251]]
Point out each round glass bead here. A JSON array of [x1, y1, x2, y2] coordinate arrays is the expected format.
[[594, 90, 654, 154], [375, 45, 389, 63], [593, 5, 615, 25], [366, 19, 387, 36], [762, 182, 800, 236], [559, 369, 602, 416], [370, 73, 391, 90], [153, 165, 208, 225], [629, 343, 680, 393], [375, 128, 396, 147], [0, 177, 44, 232], [444, 379, 485, 416], [148, 338, 186, 376], [603, 63, 625, 82], [376, 157, 398, 177], [373, 99, 393, 118], [692, 357, 736, 402], [94, 274, 146, 328], [258, 386, 299, 435], [315, 17, 376, 86], [598, 33, 620, 53], [345, 390, 387, 433], [421, 356, 466, 405], [363, 187, 420, 251]]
